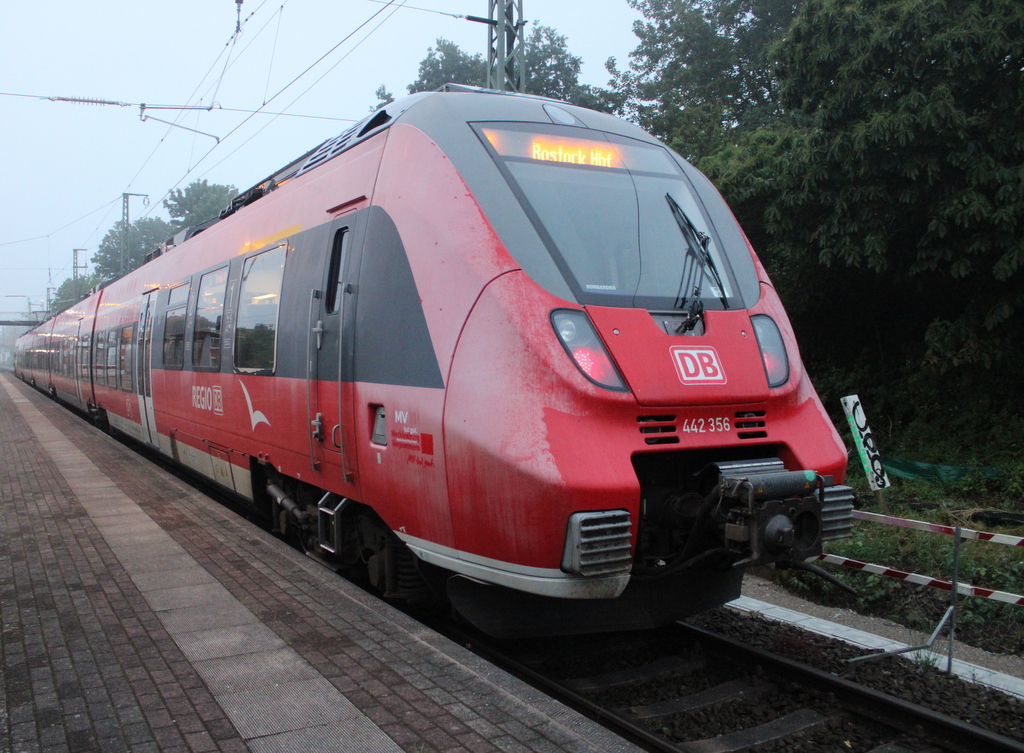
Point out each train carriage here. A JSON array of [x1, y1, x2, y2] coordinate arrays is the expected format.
[[16, 87, 853, 637]]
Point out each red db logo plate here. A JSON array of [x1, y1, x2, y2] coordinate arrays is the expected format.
[[670, 346, 727, 385]]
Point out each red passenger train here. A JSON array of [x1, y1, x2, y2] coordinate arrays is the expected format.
[[15, 87, 853, 637]]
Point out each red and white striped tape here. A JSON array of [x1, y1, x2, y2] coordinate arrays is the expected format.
[[817, 553, 1024, 607], [852, 510, 1024, 547]]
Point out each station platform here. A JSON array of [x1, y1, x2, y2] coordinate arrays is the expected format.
[[0, 372, 643, 753]]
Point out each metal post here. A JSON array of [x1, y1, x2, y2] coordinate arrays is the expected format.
[[486, 0, 525, 92], [120, 193, 149, 277], [73, 249, 88, 280], [947, 526, 961, 674], [845, 525, 963, 673]]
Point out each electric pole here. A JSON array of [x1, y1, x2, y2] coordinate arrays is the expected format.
[[120, 193, 149, 277], [486, 0, 525, 92], [73, 249, 88, 280]]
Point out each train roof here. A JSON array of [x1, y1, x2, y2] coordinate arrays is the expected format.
[[191, 87, 658, 237]]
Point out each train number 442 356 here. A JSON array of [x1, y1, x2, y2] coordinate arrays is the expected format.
[[682, 417, 731, 433]]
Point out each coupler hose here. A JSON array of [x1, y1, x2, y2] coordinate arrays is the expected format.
[[777, 559, 858, 596], [266, 483, 308, 527]]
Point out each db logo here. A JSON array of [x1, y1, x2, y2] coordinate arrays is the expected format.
[[670, 346, 727, 385]]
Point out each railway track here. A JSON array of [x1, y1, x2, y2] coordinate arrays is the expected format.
[[451, 620, 1024, 753], [100, 423, 1024, 753]]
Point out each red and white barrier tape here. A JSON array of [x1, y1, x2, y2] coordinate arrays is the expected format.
[[852, 510, 1024, 547], [817, 553, 1024, 607]]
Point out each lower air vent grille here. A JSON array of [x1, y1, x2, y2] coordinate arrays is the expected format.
[[734, 410, 767, 439], [562, 510, 633, 577], [821, 485, 855, 541], [637, 415, 679, 445]]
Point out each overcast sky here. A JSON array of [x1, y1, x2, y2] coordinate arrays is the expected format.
[[0, 0, 644, 316]]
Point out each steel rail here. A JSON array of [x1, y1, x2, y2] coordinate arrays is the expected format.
[[678, 623, 1024, 753]]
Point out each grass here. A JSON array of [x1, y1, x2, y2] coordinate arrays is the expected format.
[[779, 476, 1024, 656]]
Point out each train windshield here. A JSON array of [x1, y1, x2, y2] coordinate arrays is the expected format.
[[476, 123, 757, 310]]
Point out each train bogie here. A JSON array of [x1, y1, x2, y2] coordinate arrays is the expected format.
[[16, 88, 853, 638]]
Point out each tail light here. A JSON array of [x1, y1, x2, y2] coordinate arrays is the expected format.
[[751, 315, 790, 388], [551, 310, 628, 391]]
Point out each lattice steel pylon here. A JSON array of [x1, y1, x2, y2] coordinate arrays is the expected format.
[[486, 0, 526, 93]]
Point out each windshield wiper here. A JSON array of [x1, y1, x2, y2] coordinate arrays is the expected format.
[[666, 193, 728, 331]]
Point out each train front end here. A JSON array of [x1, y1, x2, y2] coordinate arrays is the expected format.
[[383, 92, 854, 637]]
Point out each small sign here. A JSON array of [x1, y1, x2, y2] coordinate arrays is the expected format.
[[841, 394, 890, 491]]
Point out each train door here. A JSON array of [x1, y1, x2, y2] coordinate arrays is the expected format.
[[308, 216, 361, 483], [136, 290, 159, 448], [73, 318, 86, 408]]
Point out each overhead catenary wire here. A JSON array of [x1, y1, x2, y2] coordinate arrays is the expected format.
[[0, 197, 121, 248], [145, 0, 407, 215], [264, 4, 286, 105], [0, 3, 279, 303], [3, 0, 427, 303], [365, 0, 468, 19]]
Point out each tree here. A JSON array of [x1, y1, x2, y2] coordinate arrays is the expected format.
[[164, 179, 237, 230], [372, 85, 395, 111], [609, 0, 801, 160], [407, 38, 486, 93], [521, 25, 613, 110], [707, 0, 1024, 368], [91, 217, 174, 281], [47, 274, 100, 318], [406, 27, 615, 111]]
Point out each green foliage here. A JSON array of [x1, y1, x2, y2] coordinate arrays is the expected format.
[[47, 274, 100, 318], [372, 84, 394, 111], [164, 179, 237, 230], [407, 27, 616, 111], [521, 25, 616, 111], [783, 502, 1024, 654], [91, 216, 173, 282], [90, 180, 237, 282], [407, 38, 486, 92], [708, 0, 1024, 369], [610, 0, 800, 160]]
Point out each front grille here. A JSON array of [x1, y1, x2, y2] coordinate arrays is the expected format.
[[821, 485, 855, 541], [734, 410, 767, 439], [562, 510, 633, 577], [637, 415, 679, 445]]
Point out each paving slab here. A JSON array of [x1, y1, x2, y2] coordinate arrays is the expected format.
[[1, 372, 644, 753]]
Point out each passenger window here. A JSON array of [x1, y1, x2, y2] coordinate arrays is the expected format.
[[168, 283, 189, 308], [325, 230, 348, 315], [106, 330, 118, 386], [119, 325, 134, 391], [235, 245, 286, 374], [192, 268, 228, 370], [79, 334, 90, 380], [162, 283, 190, 370], [94, 333, 106, 384]]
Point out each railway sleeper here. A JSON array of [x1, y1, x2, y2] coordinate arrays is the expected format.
[[623, 678, 766, 721], [676, 707, 829, 753], [565, 655, 704, 693]]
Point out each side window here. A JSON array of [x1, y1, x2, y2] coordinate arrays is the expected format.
[[324, 229, 348, 315], [235, 245, 286, 374], [162, 283, 190, 369], [119, 325, 134, 391], [79, 333, 90, 380], [106, 330, 118, 386], [94, 332, 106, 384], [193, 267, 228, 370]]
